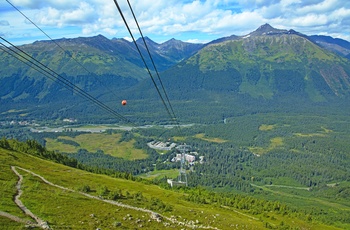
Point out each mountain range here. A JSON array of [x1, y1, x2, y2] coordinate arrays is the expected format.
[[1, 24, 350, 123], [162, 24, 350, 100]]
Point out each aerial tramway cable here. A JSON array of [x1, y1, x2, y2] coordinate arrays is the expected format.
[[5, 0, 124, 102], [112, 0, 183, 134], [0, 37, 134, 125], [5, 0, 182, 133], [0, 45, 61, 88], [125, 0, 180, 125]]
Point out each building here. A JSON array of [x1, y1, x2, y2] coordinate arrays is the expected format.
[[147, 141, 176, 151], [173, 153, 195, 163]]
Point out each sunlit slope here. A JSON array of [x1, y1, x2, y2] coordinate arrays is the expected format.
[[0, 147, 340, 229], [164, 33, 350, 101]]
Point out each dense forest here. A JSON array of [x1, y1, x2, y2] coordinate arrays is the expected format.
[[3, 59, 350, 125], [1, 97, 350, 230]]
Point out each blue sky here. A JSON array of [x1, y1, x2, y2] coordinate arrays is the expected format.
[[1, 0, 350, 45]]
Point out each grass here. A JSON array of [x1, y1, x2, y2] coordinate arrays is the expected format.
[[294, 133, 326, 137], [172, 136, 186, 142], [252, 183, 350, 212], [0, 216, 25, 230], [18, 170, 163, 229], [259, 124, 276, 131], [0, 148, 262, 229], [321, 126, 333, 133], [45, 139, 77, 152], [249, 137, 284, 155], [45, 133, 148, 160], [194, 133, 228, 143], [0, 147, 341, 229], [138, 169, 180, 180], [293, 126, 332, 137]]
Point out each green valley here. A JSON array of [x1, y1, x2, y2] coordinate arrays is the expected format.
[[1, 23, 350, 229]]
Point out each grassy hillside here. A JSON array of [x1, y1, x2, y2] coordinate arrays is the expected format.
[[0, 145, 341, 229]]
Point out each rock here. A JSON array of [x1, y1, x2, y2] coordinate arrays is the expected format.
[[113, 221, 122, 227], [150, 212, 162, 220]]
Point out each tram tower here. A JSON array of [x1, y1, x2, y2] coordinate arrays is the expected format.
[[176, 144, 191, 186]]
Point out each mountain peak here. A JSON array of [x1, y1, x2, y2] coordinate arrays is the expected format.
[[163, 38, 182, 45], [136, 36, 159, 46], [257, 23, 275, 31], [250, 23, 287, 36]]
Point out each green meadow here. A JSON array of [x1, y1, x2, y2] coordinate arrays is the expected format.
[[138, 169, 180, 180], [45, 133, 148, 160], [0, 144, 341, 229]]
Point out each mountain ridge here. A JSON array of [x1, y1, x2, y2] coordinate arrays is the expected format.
[[1, 24, 350, 122], [162, 24, 350, 102]]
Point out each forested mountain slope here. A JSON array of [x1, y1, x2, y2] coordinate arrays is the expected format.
[[1, 25, 350, 123], [162, 24, 350, 101]]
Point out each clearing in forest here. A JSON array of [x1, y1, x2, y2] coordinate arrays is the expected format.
[[45, 133, 148, 160], [259, 124, 276, 131], [249, 137, 284, 155], [194, 133, 227, 143]]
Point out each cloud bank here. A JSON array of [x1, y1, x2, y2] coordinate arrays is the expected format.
[[1, 0, 349, 44]]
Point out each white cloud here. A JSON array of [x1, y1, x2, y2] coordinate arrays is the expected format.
[[185, 38, 206, 43], [296, 0, 341, 15], [61, 2, 96, 24], [1, 0, 350, 45], [10, 0, 80, 9], [290, 14, 329, 27], [123, 36, 132, 42]]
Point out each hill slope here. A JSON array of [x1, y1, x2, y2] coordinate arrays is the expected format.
[[0, 143, 341, 229]]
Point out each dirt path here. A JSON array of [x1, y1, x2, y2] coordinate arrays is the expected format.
[[10, 166, 218, 229], [220, 206, 259, 221], [265, 184, 310, 190], [0, 210, 37, 226], [11, 166, 50, 229]]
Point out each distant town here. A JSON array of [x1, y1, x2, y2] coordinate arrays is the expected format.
[[147, 141, 204, 165]]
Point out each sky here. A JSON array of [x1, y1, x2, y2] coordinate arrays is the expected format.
[[1, 0, 350, 45]]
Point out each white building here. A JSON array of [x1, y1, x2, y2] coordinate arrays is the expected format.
[[173, 153, 195, 163], [147, 141, 177, 151]]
